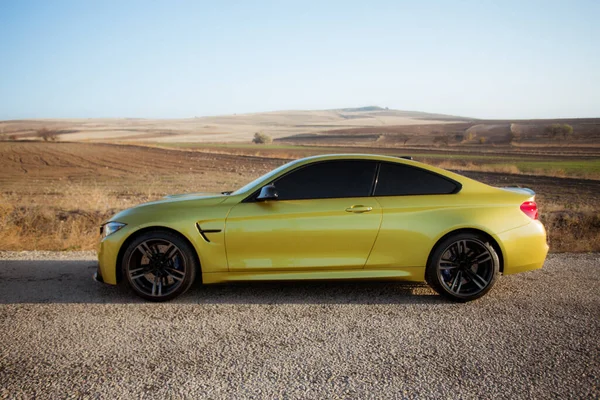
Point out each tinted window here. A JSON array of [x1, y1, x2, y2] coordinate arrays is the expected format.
[[273, 161, 377, 200], [375, 162, 458, 196]]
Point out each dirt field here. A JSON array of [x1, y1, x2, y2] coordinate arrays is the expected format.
[[280, 118, 600, 150], [0, 141, 598, 252], [0, 142, 281, 193]]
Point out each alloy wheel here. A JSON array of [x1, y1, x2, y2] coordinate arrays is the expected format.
[[126, 239, 187, 298], [437, 239, 495, 297]]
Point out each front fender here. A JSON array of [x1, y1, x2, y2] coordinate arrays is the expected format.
[[98, 200, 233, 284]]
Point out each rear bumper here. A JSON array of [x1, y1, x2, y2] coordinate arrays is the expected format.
[[498, 220, 549, 275]]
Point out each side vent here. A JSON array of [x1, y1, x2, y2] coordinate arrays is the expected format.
[[195, 223, 222, 243]]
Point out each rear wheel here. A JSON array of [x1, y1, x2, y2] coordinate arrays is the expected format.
[[426, 233, 499, 302], [122, 230, 197, 301]]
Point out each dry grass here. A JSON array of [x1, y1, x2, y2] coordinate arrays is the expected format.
[[1, 186, 598, 253], [541, 209, 600, 252], [0, 186, 157, 251], [0, 204, 107, 251]]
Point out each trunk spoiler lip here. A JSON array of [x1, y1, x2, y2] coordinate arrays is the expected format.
[[499, 186, 536, 196]]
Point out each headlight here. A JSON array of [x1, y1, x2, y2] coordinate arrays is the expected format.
[[101, 222, 126, 238]]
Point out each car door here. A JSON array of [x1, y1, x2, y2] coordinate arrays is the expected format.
[[225, 160, 382, 270], [365, 161, 462, 270]]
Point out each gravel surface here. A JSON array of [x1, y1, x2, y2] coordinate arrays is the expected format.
[[0, 253, 598, 399], [0, 251, 97, 261]]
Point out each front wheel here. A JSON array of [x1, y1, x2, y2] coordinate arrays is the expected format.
[[122, 230, 198, 301], [425, 233, 499, 302]]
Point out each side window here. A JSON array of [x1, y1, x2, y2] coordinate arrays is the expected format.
[[375, 162, 459, 196], [273, 160, 377, 200]]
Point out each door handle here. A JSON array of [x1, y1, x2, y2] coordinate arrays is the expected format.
[[345, 205, 373, 213]]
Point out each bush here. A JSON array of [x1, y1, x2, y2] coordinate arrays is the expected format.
[[252, 132, 272, 144], [478, 137, 487, 144], [37, 128, 59, 142], [545, 124, 573, 141]]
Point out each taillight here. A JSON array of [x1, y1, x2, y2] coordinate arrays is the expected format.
[[520, 201, 538, 219]]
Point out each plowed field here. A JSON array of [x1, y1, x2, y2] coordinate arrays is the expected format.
[[0, 142, 282, 193]]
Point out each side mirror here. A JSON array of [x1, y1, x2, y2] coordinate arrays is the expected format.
[[256, 184, 278, 201]]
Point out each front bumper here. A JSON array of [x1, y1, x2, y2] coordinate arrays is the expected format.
[[97, 229, 128, 285], [93, 266, 105, 284]]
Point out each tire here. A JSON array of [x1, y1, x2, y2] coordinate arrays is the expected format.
[[425, 233, 499, 302], [122, 230, 198, 301]]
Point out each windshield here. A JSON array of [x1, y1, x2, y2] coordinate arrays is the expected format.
[[231, 159, 299, 195]]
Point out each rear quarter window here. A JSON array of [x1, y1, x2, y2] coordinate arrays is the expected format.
[[375, 162, 459, 196]]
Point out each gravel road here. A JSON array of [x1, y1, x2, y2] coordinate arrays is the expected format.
[[0, 252, 598, 399]]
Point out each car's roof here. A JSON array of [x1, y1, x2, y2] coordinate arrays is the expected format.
[[289, 153, 415, 167], [295, 153, 408, 162]]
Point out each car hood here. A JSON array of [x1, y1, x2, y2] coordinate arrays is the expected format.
[[107, 192, 228, 223], [139, 192, 228, 207], [164, 192, 224, 200]]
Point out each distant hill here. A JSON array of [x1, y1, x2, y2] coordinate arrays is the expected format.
[[0, 107, 468, 143], [335, 106, 471, 121], [337, 106, 387, 112], [1, 108, 597, 150]]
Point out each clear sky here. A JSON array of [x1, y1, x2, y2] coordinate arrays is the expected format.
[[0, 0, 598, 120]]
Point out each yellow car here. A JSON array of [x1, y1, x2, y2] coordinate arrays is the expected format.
[[96, 154, 548, 302]]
